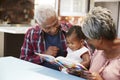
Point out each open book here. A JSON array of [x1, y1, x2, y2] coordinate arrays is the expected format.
[[36, 53, 88, 72]]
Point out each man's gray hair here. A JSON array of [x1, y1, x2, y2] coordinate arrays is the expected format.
[[82, 6, 116, 40], [34, 5, 57, 25]]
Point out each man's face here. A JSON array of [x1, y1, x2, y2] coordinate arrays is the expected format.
[[41, 17, 60, 35]]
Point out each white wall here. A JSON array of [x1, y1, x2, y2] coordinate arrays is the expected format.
[[95, 0, 120, 2], [0, 32, 4, 57], [118, 4, 120, 38]]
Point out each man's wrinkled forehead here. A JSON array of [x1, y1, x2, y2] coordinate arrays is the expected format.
[[45, 19, 58, 27]]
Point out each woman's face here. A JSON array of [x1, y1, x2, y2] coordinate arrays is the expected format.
[[87, 39, 101, 49], [66, 34, 83, 51], [41, 17, 60, 35]]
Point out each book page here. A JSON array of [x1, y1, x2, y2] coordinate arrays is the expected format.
[[56, 56, 88, 70], [35, 53, 55, 62], [35, 53, 88, 75], [35, 53, 65, 67]]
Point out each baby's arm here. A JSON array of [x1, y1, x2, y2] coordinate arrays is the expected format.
[[80, 52, 90, 69]]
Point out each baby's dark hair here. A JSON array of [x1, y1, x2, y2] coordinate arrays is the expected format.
[[66, 25, 86, 40]]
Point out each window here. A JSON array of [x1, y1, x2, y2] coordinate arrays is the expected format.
[[59, 0, 88, 16]]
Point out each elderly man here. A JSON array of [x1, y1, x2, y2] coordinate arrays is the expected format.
[[20, 5, 71, 70]]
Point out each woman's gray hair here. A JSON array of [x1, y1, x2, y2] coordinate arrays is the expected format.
[[82, 6, 116, 40], [34, 5, 57, 25]]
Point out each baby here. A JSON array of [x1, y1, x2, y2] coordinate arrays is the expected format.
[[61, 25, 91, 73]]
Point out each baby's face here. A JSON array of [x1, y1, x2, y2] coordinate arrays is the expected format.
[[66, 34, 83, 51]]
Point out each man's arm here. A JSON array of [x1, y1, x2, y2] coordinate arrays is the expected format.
[[20, 28, 43, 64]]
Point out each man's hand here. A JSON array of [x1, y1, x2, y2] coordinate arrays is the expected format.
[[45, 46, 59, 57]]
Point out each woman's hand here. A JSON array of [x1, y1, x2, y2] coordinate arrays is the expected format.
[[67, 68, 103, 80], [81, 71, 103, 80], [91, 72, 103, 80]]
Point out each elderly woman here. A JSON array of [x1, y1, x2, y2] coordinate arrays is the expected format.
[[20, 5, 71, 70], [80, 7, 120, 80]]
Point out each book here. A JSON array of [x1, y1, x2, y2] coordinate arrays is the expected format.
[[35, 53, 88, 72]]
